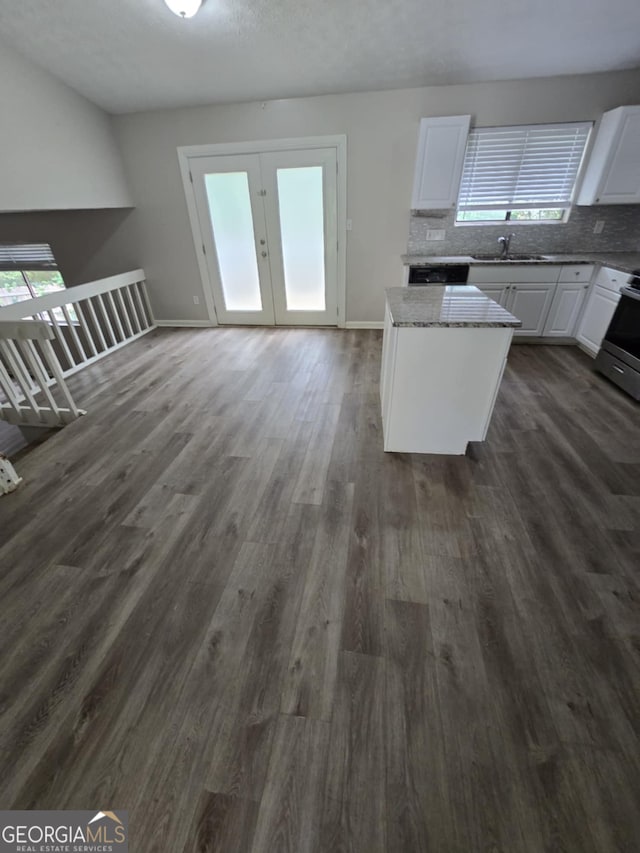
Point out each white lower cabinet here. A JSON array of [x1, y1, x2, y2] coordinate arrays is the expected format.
[[470, 263, 598, 340], [507, 284, 556, 336], [543, 282, 589, 337], [477, 283, 555, 336], [576, 285, 621, 355]]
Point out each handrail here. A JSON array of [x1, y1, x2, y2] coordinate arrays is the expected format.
[[0, 269, 154, 430], [0, 269, 147, 321]]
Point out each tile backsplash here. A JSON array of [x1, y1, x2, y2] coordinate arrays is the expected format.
[[407, 205, 640, 255]]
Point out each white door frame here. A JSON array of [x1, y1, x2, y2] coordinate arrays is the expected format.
[[178, 135, 348, 328]]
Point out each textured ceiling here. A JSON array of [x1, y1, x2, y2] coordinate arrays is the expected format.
[[0, 0, 639, 114]]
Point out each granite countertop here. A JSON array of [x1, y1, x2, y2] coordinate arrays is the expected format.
[[401, 252, 640, 274], [386, 285, 522, 328]]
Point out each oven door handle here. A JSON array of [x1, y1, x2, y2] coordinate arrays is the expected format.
[[620, 286, 640, 301]]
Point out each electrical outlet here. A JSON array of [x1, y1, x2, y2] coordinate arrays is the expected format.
[[193, 295, 200, 305], [426, 229, 446, 241], [593, 220, 605, 234]]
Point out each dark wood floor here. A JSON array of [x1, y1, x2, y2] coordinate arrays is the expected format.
[[1, 328, 639, 852]]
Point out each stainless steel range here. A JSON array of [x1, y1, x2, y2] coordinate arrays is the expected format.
[[595, 274, 640, 401]]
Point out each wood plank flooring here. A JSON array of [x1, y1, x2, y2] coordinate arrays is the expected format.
[[1, 327, 639, 852]]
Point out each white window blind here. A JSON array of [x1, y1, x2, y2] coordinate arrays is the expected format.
[[0, 243, 57, 271], [457, 122, 592, 211]]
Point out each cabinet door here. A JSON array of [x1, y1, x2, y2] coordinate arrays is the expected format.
[[411, 115, 471, 209], [597, 109, 640, 204], [507, 284, 555, 336], [477, 285, 509, 307], [576, 285, 621, 355], [543, 283, 589, 337], [577, 106, 640, 205]]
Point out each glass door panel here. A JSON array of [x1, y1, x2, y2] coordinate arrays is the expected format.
[[204, 172, 262, 312], [276, 166, 326, 312], [261, 148, 338, 326], [190, 153, 274, 325]]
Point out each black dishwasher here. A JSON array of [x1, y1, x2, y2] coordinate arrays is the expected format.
[[408, 264, 470, 285]]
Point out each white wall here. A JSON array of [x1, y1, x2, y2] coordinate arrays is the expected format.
[[0, 210, 136, 285], [109, 69, 640, 323], [0, 44, 132, 212]]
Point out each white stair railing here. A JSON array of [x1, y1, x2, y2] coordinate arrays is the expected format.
[[0, 320, 85, 427], [0, 269, 154, 377], [0, 269, 155, 428]]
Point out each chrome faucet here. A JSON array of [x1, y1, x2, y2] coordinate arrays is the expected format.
[[498, 233, 516, 259]]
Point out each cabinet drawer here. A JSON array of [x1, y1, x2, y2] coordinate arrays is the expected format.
[[594, 266, 628, 292], [558, 264, 594, 283], [469, 264, 560, 284]]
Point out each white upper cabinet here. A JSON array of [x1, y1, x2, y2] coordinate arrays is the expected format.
[[411, 115, 471, 209], [576, 106, 640, 205]]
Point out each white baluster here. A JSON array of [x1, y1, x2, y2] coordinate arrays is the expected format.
[[86, 297, 109, 351], [116, 288, 134, 339], [40, 339, 82, 420], [0, 339, 42, 420], [124, 285, 142, 334], [140, 281, 154, 326], [95, 294, 117, 347], [61, 304, 88, 363], [46, 309, 76, 370], [133, 281, 150, 329], [0, 355, 24, 423], [106, 291, 126, 342], [17, 339, 61, 417], [74, 301, 98, 358]]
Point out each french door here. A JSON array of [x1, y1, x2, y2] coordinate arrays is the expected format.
[[189, 147, 338, 326]]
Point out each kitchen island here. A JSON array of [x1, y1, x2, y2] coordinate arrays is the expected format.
[[381, 286, 521, 454]]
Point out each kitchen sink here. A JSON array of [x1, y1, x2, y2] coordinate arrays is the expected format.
[[471, 253, 548, 261]]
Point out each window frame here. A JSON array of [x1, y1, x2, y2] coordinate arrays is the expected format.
[[0, 244, 73, 322], [455, 121, 592, 226]]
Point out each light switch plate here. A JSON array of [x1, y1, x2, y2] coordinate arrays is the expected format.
[[593, 220, 605, 234], [426, 229, 446, 241]]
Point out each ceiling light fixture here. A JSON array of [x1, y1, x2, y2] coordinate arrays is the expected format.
[[163, 0, 202, 18]]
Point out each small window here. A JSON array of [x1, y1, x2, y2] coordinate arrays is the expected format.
[[0, 243, 66, 307], [456, 122, 592, 224]]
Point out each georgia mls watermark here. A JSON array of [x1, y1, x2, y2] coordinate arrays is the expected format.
[[0, 811, 128, 853]]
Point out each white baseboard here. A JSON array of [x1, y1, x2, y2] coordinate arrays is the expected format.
[[155, 319, 384, 330], [576, 341, 597, 359], [345, 321, 384, 330], [154, 320, 217, 328]]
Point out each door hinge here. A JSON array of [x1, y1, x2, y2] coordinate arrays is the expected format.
[[202, 243, 206, 255], [189, 171, 193, 184]]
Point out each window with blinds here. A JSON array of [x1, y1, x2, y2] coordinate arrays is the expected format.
[[0, 243, 65, 308], [456, 122, 592, 222], [0, 243, 58, 271]]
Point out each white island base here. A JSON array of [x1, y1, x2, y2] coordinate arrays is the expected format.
[[380, 289, 518, 455]]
